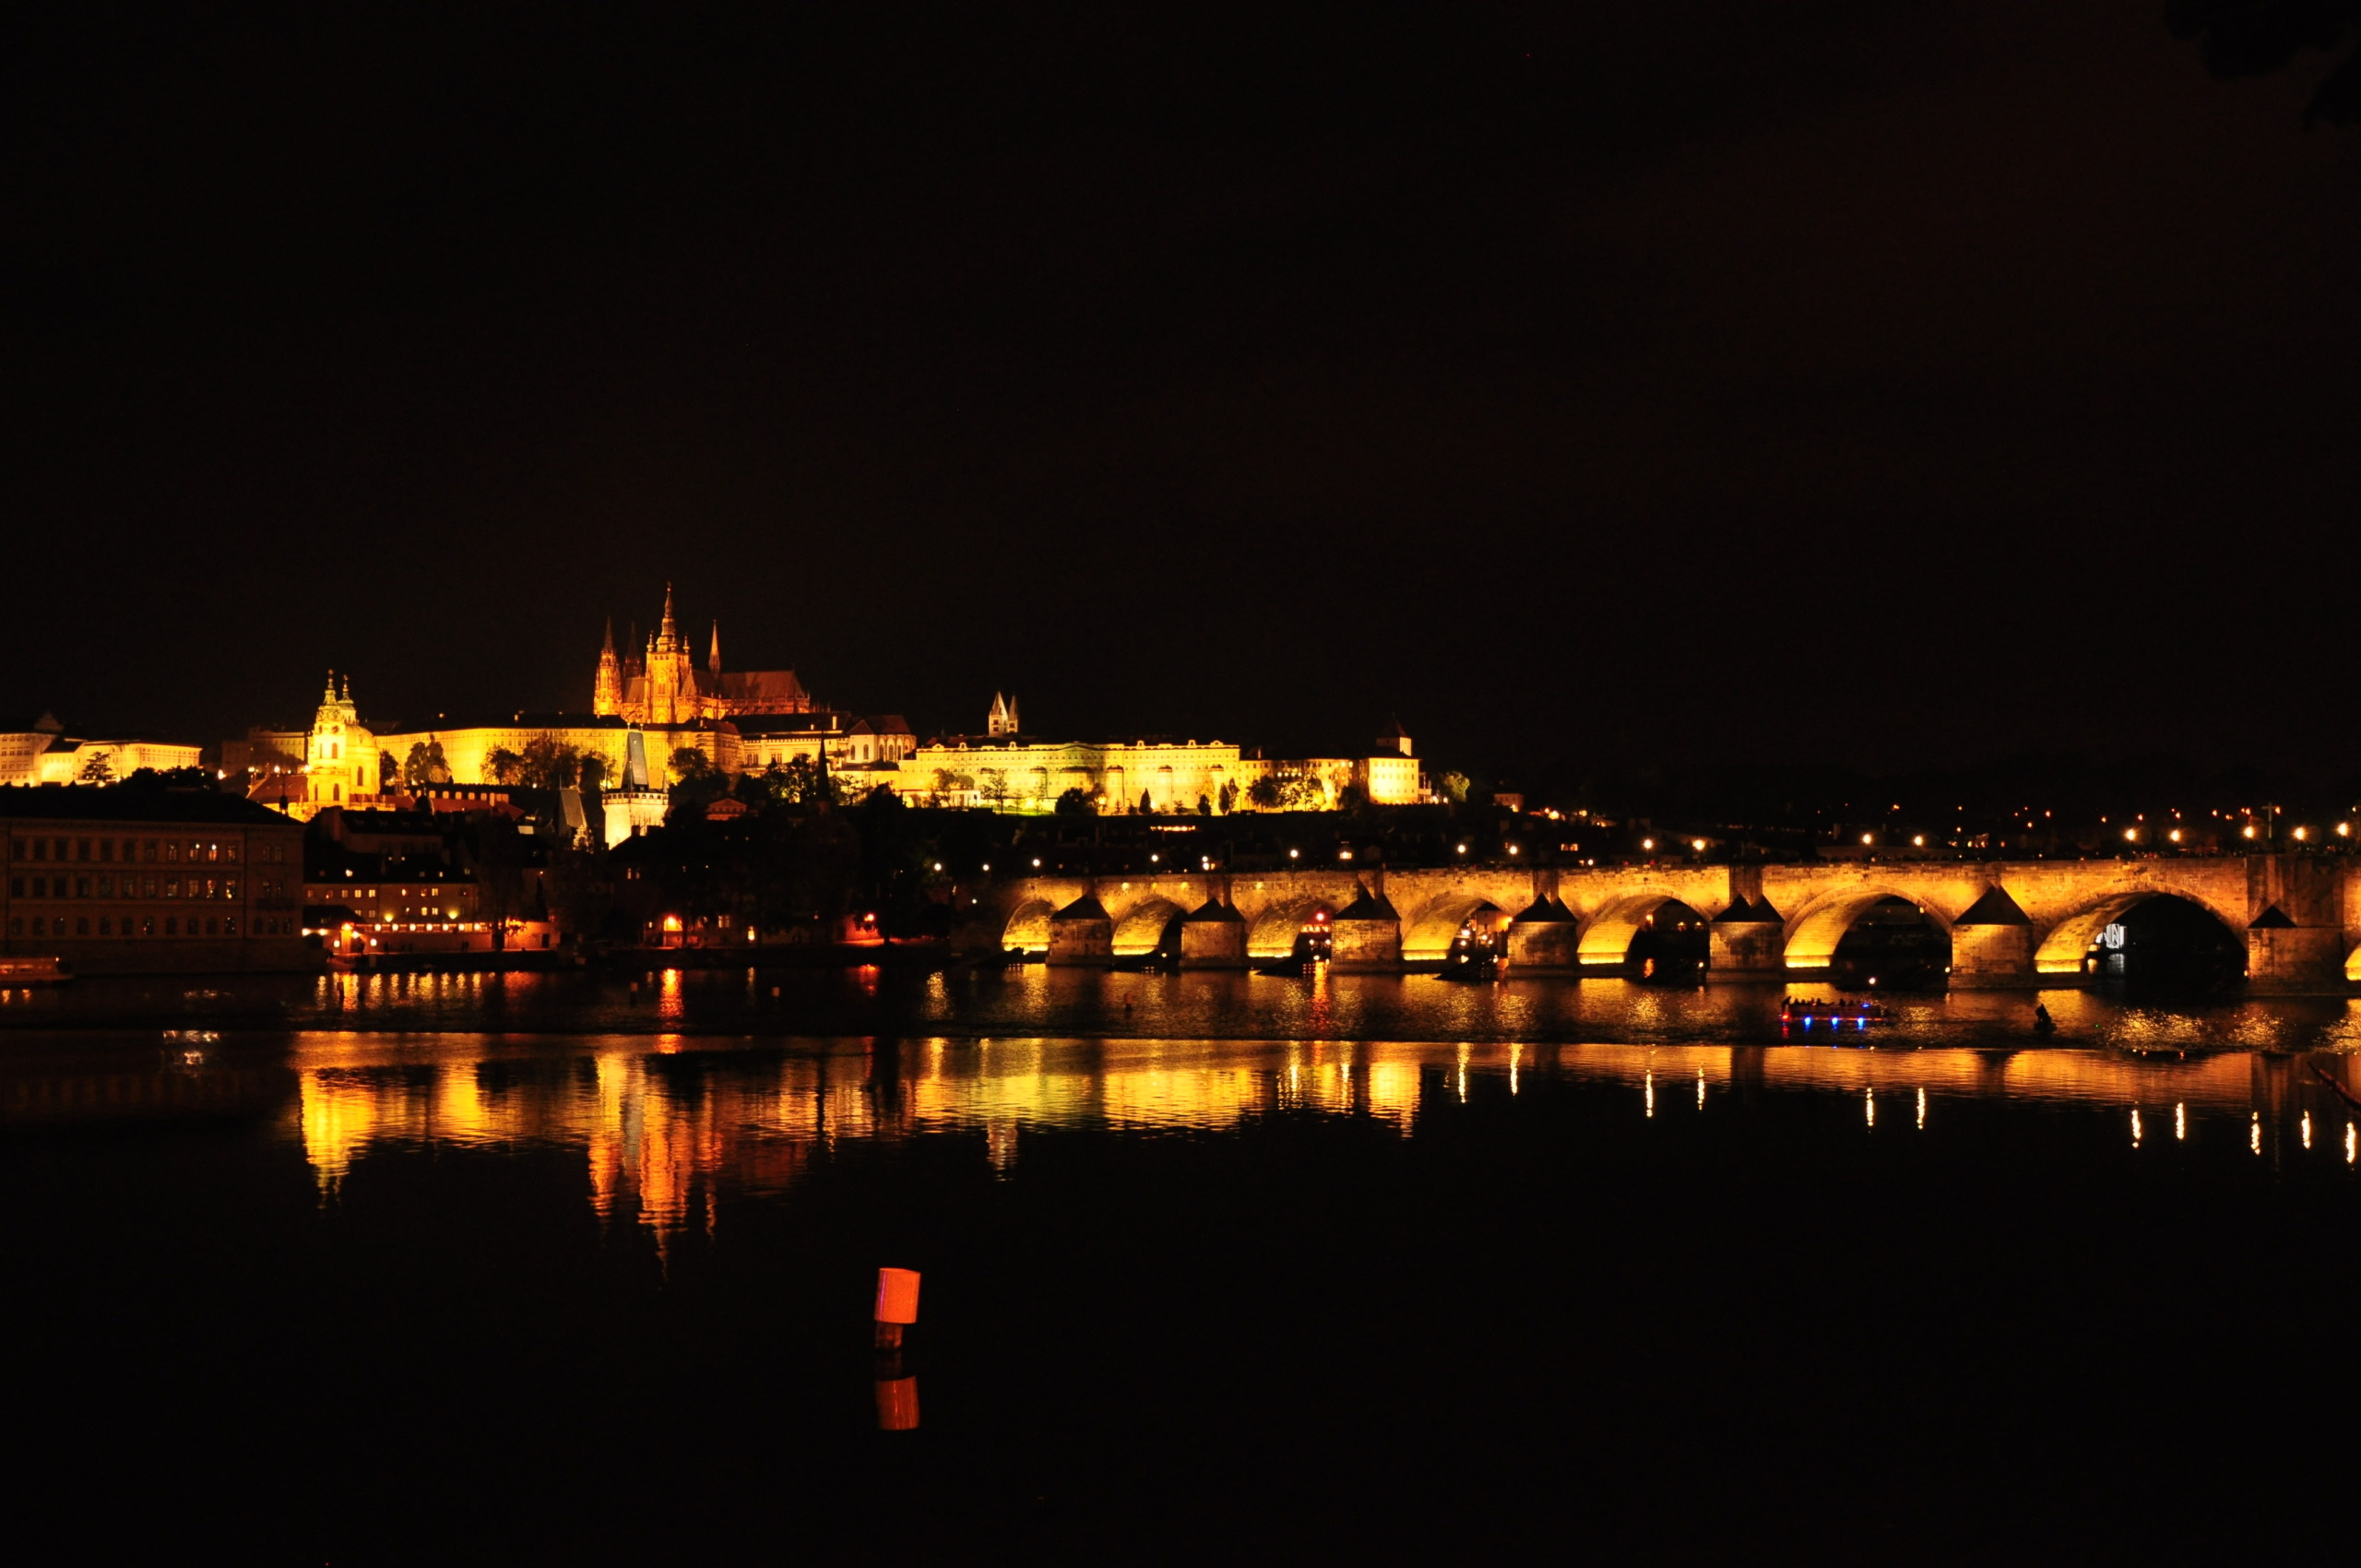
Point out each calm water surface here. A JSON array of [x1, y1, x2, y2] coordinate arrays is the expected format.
[[5, 980, 2360, 1562]]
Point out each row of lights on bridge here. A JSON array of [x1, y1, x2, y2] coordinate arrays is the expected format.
[[952, 818, 2356, 879]]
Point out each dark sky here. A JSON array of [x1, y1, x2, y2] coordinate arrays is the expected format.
[[6, 4, 2356, 780]]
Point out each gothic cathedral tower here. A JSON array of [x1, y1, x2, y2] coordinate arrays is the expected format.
[[642, 583, 695, 727], [594, 617, 623, 717]]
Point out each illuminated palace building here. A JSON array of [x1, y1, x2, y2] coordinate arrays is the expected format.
[[231, 587, 913, 823], [227, 583, 1420, 825]]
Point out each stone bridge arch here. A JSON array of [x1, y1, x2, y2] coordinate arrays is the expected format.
[[2031, 886, 2251, 979], [1003, 897, 1056, 954], [1782, 886, 1955, 972], [1111, 896, 1190, 957], [1577, 893, 1711, 969], [1402, 893, 1508, 964], [1249, 896, 1340, 959]]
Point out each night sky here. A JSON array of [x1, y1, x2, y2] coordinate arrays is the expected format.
[[7, 5, 2356, 782]]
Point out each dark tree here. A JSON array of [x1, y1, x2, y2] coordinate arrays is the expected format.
[[2169, 0, 2361, 125]]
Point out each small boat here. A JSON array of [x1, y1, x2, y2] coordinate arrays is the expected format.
[[1780, 998, 1889, 1036]]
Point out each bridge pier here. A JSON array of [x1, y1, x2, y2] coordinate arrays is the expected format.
[[1506, 896, 1580, 974], [1331, 884, 1402, 973], [1949, 885, 2037, 990], [2246, 918, 2349, 993], [1046, 892, 1113, 967], [1179, 898, 1249, 968], [1706, 897, 1784, 980]]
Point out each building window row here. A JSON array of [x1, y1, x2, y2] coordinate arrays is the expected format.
[[9, 837, 244, 865], [8, 915, 243, 938], [8, 875, 241, 900]]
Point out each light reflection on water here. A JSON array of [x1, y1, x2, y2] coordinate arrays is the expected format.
[[275, 1032, 2361, 1240], [5, 964, 2355, 1053]]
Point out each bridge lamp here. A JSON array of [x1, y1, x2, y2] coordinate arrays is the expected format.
[[1456, 843, 1468, 854], [1287, 849, 1299, 859], [1031, 857, 1042, 867], [1911, 835, 1924, 847], [2167, 829, 2182, 844], [1642, 837, 1655, 851], [1507, 844, 1520, 856], [981, 862, 991, 872], [2340, 824, 2352, 837], [1860, 833, 1873, 846], [2293, 826, 2308, 841], [2242, 826, 2258, 840], [1691, 838, 1707, 853], [932, 862, 943, 872], [2123, 827, 2139, 843]]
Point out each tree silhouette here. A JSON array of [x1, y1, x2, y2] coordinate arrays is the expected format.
[[2169, 0, 2361, 125]]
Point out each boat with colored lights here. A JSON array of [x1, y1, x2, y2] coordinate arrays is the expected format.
[[1780, 998, 1889, 1036]]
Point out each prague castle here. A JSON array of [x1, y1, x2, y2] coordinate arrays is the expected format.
[[593, 585, 819, 726], [219, 583, 1425, 830]]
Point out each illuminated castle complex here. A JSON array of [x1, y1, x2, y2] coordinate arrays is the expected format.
[[594, 585, 816, 726]]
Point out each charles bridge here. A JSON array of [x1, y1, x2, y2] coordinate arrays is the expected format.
[[974, 855, 2361, 992]]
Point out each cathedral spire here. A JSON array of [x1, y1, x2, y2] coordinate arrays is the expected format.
[[708, 620, 721, 675], [658, 582, 679, 649], [602, 615, 616, 655], [322, 670, 338, 703]]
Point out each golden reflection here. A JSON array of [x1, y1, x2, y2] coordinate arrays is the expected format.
[[281, 1034, 2361, 1237]]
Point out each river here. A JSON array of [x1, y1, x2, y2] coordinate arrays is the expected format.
[[4, 973, 2357, 1562]]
